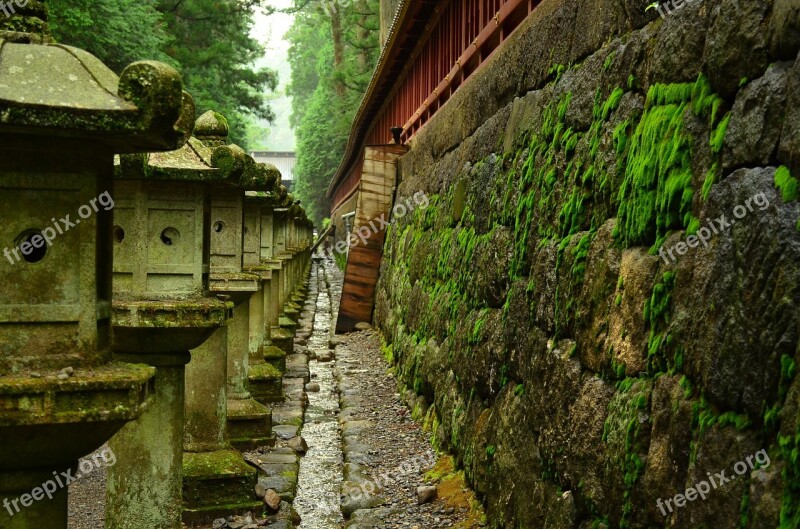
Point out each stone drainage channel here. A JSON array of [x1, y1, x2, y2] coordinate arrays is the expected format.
[[293, 257, 345, 528]]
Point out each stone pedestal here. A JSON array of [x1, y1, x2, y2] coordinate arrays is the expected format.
[[245, 269, 285, 405], [106, 355, 188, 528], [183, 327, 262, 523], [220, 281, 274, 450]]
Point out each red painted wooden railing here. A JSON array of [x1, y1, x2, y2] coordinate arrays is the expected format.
[[331, 0, 541, 211]]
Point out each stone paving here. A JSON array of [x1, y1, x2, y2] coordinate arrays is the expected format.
[[332, 331, 483, 529], [70, 255, 484, 529]]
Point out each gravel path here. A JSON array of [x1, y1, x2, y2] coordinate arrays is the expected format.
[[67, 446, 109, 529], [333, 329, 481, 528]]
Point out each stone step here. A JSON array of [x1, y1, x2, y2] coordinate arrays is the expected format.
[[227, 398, 275, 451], [270, 326, 295, 354], [182, 449, 263, 525], [248, 363, 284, 404], [263, 344, 287, 372]]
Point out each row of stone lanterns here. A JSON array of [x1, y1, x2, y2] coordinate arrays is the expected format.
[[108, 112, 312, 528], [0, 6, 314, 529]]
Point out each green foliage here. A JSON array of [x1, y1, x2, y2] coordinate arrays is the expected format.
[[547, 63, 566, 83], [780, 355, 798, 401], [679, 375, 693, 397], [49, 0, 172, 72], [710, 112, 731, 154], [702, 163, 718, 200], [514, 383, 525, 397], [381, 341, 395, 365], [615, 83, 694, 250], [614, 75, 726, 251], [765, 354, 797, 429], [603, 51, 616, 71], [688, 395, 751, 465], [602, 380, 651, 527], [716, 411, 752, 430], [567, 343, 578, 357], [334, 249, 347, 270], [469, 309, 489, 345], [500, 364, 509, 387], [643, 271, 677, 373], [287, 0, 380, 225], [779, 422, 800, 528], [48, 0, 278, 148]]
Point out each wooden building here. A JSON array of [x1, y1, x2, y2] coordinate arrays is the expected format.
[[328, 0, 543, 332]]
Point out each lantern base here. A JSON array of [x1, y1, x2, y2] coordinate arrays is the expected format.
[[182, 449, 262, 525], [226, 397, 275, 451], [248, 363, 284, 404]]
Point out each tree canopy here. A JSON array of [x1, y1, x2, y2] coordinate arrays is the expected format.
[[48, 0, 277, 148], [287, 0, 380, 226]]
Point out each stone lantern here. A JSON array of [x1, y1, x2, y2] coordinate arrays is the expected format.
[[244, 192, 288, 404], [107, 113, 240, 529], [195, 112, 281, 449], [263, 190, 303, 358], [287, 202, 312, 303], [174, 114, 269, 523], [0, 4, 190, 529], [272, 197, 303, 334], [243, 193, 270, 359]]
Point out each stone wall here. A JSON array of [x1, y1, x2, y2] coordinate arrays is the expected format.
[[374, 0, 800, 527]]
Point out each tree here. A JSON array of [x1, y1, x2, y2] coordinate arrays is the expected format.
[[156, 0, 278, 146], [49, 0, 174, 73], [48, 0, 278, 149], [287, 0, 380, 226]]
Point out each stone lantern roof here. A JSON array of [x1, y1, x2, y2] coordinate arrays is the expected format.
[[0, 2, 191, 152], [117, 134, 242, 183], [116, 112, 285, 189], [194, 110, 229, 147]]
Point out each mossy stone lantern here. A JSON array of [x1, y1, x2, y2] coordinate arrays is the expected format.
[[107, 112, 238, 529], [243, 193, 270, 364], [172, 113, 263, 522], [195, 111, 280, 449], [244, 191, 287, 404], [272, 197, 302, 336], [0, 4, 191, 529]]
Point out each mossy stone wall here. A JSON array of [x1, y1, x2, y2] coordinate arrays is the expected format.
[[375, 0, 800, 527]]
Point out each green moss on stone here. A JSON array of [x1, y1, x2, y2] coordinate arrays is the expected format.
[[615, 75, 726, 252], [775, 166, 800, 202], [602, 379, 651, 527], [643, 271, 677, 374]]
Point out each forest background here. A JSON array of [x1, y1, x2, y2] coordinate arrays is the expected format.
[[49, 0, 381, 226]]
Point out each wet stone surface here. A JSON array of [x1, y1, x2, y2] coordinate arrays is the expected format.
[[333, 331, 477, 529], [293, 259, 345, 529], [69, 256, 483, 528]]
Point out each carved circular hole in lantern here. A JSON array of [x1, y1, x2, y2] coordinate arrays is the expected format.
[[160, 227, 180, 246], [113, 226, 125, 243], [15, 229, 48, 263], [213, 221, 225, 233]]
